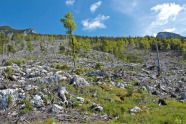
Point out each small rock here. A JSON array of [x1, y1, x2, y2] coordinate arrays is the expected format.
[[76, 97, 84, 104], [170, 93, 177, 98], [8, 75, 17, 81], [158, 98, 167, 106], [58, 86, 68, 105], [72, 76, 89, 86], [87, 100, 92, 104], [91, 103, 103, 112], [152, 91, 159, 95], [0, 99, 8, 112], [129, 106, 141, 113], [25, 85, 37, 91], [1, 59, 6, 66], [50, 104, 63, 113], [30, 95, 43, 108], [181, 92, 186, 99], [146, 86, 156, 93], [0, 83, 7, 90], [175, 87, 181, 93]]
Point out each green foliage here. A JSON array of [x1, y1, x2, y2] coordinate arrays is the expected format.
[[26, 41, 33, 52], [65, 92, 70, 100], [61, 12, 77, 68], [40, 41, 44, 52], [61, 64, 70, 70], [44, 118, 58, 124], [126, 85, 135, 97], [80, 38, 91, 52], [59, 43, 65, 53], [60, 12, 76, 35], [75, 68, 84, 75], [5, 59, 23, 67], [55, 64, 62, 70], [93, 76, 97, 82], [5, 67, 12, 76], [25, 34, 33, 41], [7, 44, 16, 54], [21, 42, 25, 50], [21, 102, 34, 114], [7, 95, 12, 105], [95, 62, 102, 70]]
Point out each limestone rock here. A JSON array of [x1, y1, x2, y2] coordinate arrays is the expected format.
[[76, 97, 84, 104], [72, 76, 89, 86], [91, 103, 103, 112], [30, 95, 43, 108], [58, 86, 68, 105], [129, 106, 141, 113], [51, 104, 63, 113], [181, 92, 186, 99]]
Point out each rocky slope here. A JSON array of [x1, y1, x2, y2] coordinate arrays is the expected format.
[[0, 39, 185, 123], [0, 26, 36, 36], [156, 32, 185, 39]]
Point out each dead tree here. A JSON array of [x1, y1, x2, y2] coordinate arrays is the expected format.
[[156, 44, 161, 77]]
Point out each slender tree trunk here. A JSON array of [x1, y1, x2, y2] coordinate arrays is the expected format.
[[2, 43, 4, 60], [72, 35, 76, 69], [156, 44, 161, 77], [66, 34, 67, 43]]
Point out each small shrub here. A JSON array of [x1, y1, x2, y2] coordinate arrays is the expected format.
[[93, 76, 97, 82], [61, 64, 70, 70], [7, 95, 12, 105], [59, 44, 65, 53], [45, 118, 58, 124], [126, 85, 135, 97], [5, 67, 12, 76], [56, 64, 62, 69], [21, 102, 34, 114], [5, 59, 24, 67], [75, 68, 84, 75], [58, 81, 66, 86], [65, 93, 70, 100], [95, 62, 102, 70]]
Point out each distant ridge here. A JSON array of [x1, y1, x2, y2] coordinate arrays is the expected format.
[[156, 32, 185, 39], [0, 26, 36, 36]]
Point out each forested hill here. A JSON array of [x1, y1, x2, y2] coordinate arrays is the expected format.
[[0, 26, 36, 36], [156, 32, 185, 39]]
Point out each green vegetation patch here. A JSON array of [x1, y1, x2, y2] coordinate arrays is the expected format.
[[5, 59, 24, 67]]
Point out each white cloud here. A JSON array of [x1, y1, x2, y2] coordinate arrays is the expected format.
[[66, 0, 75, 5], [142, 3, 186, 36], [153, 33, 157, 37], [82, 14, 110, 30], [151, 3, 183, 25], [163, 28, 176, 32], [111, 0, 139, 15], [90, 1, 102, 13]]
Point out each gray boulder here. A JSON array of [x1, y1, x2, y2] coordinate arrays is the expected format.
[[25, 85, 37, 91], [181, 92, 186, 99], [129, 106, 141, 113], [91, 103, 103, 112], [0, 83, 7, 90], [146, 86, 156, 93], [0, 89, 18, 110], [30, 95, 43, 108], [58, 86, 68, 105], [51, 104, 63, 113], [0, 99, 8, 112], [115, 82, 125, 89], [76, 97, 84, 104], [72, 76, 89, 86], [87, 70, 109, 77]]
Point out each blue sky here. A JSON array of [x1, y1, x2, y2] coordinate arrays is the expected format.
[[0, 0, 186, 37]]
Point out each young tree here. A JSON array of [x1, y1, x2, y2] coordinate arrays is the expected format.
[[60, 12, 76, 68]]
